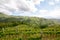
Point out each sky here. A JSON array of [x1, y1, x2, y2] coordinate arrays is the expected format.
[[0, 0, 60, 19]]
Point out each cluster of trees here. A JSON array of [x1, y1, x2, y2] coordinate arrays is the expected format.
[[0, 17, 56, 29]]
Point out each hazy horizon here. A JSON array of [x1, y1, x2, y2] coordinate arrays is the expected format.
[[0, 0, 60, 19]]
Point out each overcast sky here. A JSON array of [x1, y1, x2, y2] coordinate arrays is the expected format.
[[0, 0, 60, 18]]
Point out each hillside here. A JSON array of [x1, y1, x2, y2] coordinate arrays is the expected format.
[[0, 13, 9, 17], [0, 13, 60, 40]]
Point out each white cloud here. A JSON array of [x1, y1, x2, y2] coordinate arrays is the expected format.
[[48, 2, 55, 5], [39, 10, 48, 13], [48, 8, 60, 18], [0, 0, 60, 19], [48, 0, 60, 6], [55, 0, 60, 2], [32, 9, 49, 17], [0, 0, 44, 15], [32, 0, 44, 4], [0, 8, 12, 15], [37, 8, 60, 18]]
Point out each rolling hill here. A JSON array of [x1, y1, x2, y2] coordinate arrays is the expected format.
[[0, 12, 60, 40]]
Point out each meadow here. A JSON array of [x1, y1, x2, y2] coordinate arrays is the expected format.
[[0, 13, 60, 40]]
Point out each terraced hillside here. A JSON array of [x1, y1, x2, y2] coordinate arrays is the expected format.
[[0, 13, 60, 40]]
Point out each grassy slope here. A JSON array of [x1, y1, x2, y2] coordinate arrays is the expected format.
[[0, 24, 60, 40], [0, 13, 60, 40]]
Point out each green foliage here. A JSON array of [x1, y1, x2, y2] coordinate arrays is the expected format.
[[0, 13, 60, 40]]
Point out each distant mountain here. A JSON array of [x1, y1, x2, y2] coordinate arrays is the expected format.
[[49, 19, 60, 23], [0, 12, 10, 17], [0, 12, 60, 24]]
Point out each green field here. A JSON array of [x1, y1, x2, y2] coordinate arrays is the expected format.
[[0, 13, 60, 40]]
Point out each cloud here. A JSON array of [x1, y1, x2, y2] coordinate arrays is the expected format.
[[48, 2, 55, 5], [55, 0, 60, 2], [37, 7, 60, 18], [48, 0, 60, 6], [0, 8, 12, 15], [32, 0, 44, 4], [39, 10, 48, 13], [48, 8, 60, 18], [36, 9, 49, 17], [0, 0, 44, 15], [0, 0, 60, 19]]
